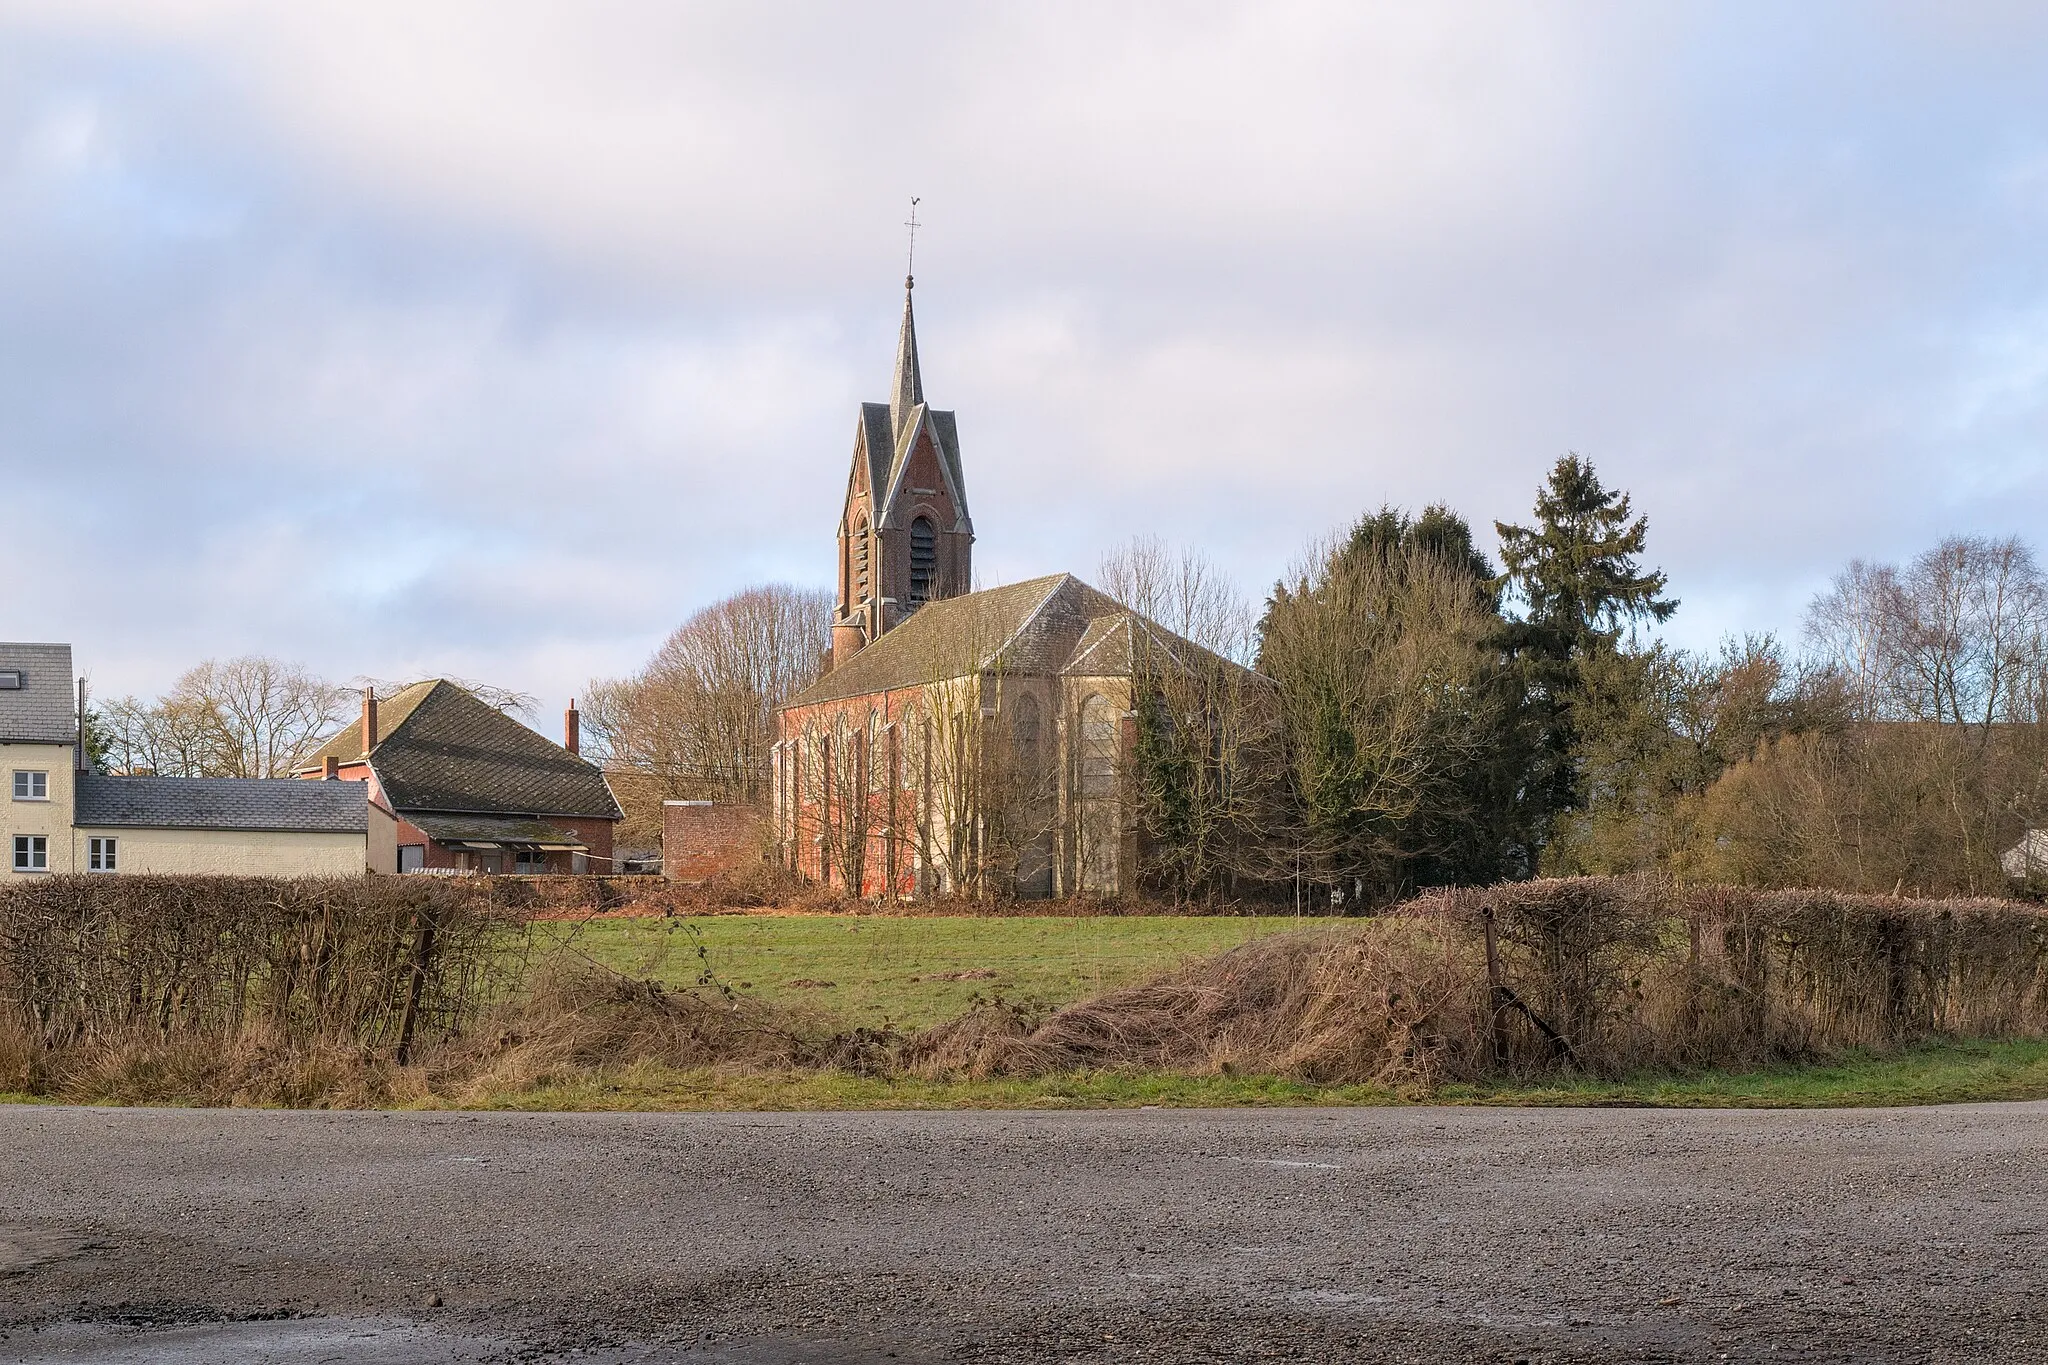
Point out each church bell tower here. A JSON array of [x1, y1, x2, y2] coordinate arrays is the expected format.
[[829, 272, 974, 669]]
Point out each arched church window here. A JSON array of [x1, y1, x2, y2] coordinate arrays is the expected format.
[[1079, 693, 1119, 797], [909, 517, 938, 606], [1011, 693, 1042, 749], [853, 517, 871, 602]]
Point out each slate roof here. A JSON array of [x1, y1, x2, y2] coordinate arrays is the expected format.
[[74, 773, 370, 833], [406, 812, 590, 849], [0, 643, 77, 745], [852, 288, 971, 535], [784, 574, 1246, 708], [300, 680, 622, 821]]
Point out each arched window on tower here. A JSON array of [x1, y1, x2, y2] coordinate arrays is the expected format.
[[909, 516, 938, 606], [853, 517, 871, 604]]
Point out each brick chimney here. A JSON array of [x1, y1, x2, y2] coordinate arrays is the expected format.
[[360, 687, 378, 755], [323, 755, 339, 780], [564, 698, 581, 756]]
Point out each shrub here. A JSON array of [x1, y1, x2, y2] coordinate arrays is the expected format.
[[0, 875, 517, 1054]]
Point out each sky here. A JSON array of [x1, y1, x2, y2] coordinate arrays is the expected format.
[[2, 2, 2045, 720]]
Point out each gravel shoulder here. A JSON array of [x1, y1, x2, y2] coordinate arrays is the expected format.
[[2, 1102, 2044, 1363]]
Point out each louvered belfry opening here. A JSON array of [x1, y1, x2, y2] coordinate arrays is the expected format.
[[909, 516, 938, 606]]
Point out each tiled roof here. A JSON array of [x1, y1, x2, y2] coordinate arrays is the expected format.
[[0, 643, 77, 745], [299, 680, 437, 769], [74, 773, 369, 833], [303, 680, 621, 821], [927, 409, 968, 523], [787, 574, 1074, 707], [407, 812, 589, 849], [859, 403, 895, 512], [784, 574, 1245, 708]]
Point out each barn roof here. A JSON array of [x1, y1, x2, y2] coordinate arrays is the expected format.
[[300, 680, 621, 821]]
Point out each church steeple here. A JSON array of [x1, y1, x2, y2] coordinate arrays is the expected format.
[[890, 276, 923, 439], [829, 256, 973, 672]]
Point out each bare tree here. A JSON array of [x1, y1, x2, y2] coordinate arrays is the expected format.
[[94, 694, 226, 777], [1805, 535, 2048, 732], [1098, 536, 1257, 665], [585, 584, 833, 841], [95, 659, 347, 778], [170, 658, 352, 778], [355, 675, 538, 719]]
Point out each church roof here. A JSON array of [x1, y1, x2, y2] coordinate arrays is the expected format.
[[784, 573, 1243, 708], [890, 279, 924, 436]]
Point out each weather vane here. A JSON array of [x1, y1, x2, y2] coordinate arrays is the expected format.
[[905, 197, 921, 288]]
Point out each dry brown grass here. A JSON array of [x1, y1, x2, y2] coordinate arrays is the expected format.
[[425, 954, 849, 1101], [902, 922, 1486, 1087], [902, 878, 2048, 1086], [6, 876, 2044, 1105]]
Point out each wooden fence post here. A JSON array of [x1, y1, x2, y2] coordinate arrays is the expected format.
[[394, 906, 437, 1066], [1482, 905, 1509, 1067]]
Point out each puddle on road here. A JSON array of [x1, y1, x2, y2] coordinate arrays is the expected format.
[[0, 1319, 937, 1365]]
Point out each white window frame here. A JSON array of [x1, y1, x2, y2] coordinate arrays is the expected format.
[[12, 835, 48, 872], [88, 836, 118, 873], [12, 770, 48, 801]]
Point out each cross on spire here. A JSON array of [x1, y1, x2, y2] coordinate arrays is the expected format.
[[904, 196, 921, 289]]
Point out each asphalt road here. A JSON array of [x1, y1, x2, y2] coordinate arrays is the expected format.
[[0, 1102, 2043, 1364]]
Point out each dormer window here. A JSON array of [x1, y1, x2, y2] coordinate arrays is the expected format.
[[909, 517, 937, 606], [0, 671, 21, 689]]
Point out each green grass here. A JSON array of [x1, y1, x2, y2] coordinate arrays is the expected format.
[[431, 1038, 2048, 1113], [1441, 1036, 2048, 1109], [523, 912, 1302, 1029]]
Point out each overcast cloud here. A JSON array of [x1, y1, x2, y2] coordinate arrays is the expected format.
[[2, 1, 2045, 714]]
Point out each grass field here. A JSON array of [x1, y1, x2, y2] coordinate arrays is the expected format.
[[524, 912, 1301, 1029], [437, 1037, 2048, 1113]]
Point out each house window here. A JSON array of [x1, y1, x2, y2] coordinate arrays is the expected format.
[[0, 671, 21, 689], [514, 850, 550, 874], [12, 771, 48, 801], [88, 837, 117, 872], [909, 516, 939, 606], [12, 835, 47, 872], [398, 844, 426, 873]]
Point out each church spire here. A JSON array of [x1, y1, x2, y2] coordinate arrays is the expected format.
[[890, 275, 923, 439]]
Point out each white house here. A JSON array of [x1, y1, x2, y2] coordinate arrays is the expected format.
[[3, 643, 396, 880]]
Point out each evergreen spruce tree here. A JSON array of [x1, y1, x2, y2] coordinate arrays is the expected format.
[[1494, 455, 1677, 859]]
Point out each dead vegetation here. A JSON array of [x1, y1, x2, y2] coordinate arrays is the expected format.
[[1, 875, 2043, 1106], [903, 877, 2048, 1087]]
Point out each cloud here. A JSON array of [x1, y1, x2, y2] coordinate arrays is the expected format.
[[0, 2, 2045, 712]]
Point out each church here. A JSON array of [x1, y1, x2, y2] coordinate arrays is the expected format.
[[771, 275, 1237, 900]]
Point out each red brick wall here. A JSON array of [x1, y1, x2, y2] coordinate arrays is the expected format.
[[776, 685, 930, 898], [662, 802, 764, 881]]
